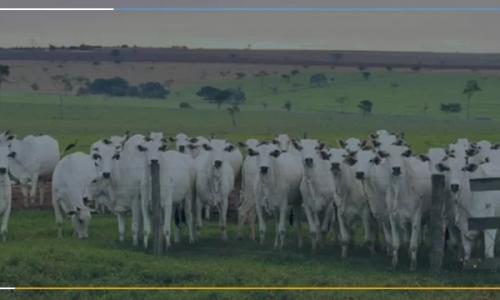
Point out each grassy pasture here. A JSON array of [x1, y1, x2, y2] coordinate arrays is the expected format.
[[0, 66, 500, 298]]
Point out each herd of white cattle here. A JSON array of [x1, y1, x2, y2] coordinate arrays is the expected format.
[[0, 129, 499, 270]]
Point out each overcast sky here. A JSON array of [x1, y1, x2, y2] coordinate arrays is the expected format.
[[1, 0, 499, 52]]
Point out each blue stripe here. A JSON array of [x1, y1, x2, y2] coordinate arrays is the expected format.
[[115, 7, 500, 13]]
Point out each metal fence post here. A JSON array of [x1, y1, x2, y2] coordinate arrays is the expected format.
[[429, 174, 446, 271]]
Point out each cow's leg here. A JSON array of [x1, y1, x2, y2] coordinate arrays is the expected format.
[[390, 214, 400, 268], [321, 202, 334, 239], [484, 229, 497, 259], [53, 199, 64, 239], [38, 183, 45, 206], [195, 197, 203, 240], [382, 220, 392, 256], [461, 233, 473, 263], [409, 212, 422, 271], [21, 185, 29, 208], [163, 201, 173, 250], [131, 198, 141, 247], [302, 204, 317, 252], [204, 205, 210, 220], [337, 211, 350, 258], [236, 201, 247, 240], [273, 211, 280, 250], [220, 195, 229, 241], [277, 202, 288, 251], [29, 173, 39, 204], [0, 203, 11, 242], [142, 197, 151, 249], [362, 208, 376, 256], [293, 204, 303, 248], [256, 203, 266, 245], [184, 193, 195, 244], [117, 212, 126, 242], [250, 207, 256, 241]]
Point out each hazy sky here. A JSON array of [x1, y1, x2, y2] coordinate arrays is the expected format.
[[1, 0, 500, 52]]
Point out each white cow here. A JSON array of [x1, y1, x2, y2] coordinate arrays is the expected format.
[[51, 152, 97, 239], [351, 149, 392, 254], [9, 135, 60, 206], [338, 137, 366, 154], [380, 144, 431, 270], [140, 144, 195, 249], [328, 148, 375, 258], [195, 139, 235, 240], [252, 143, 303, 250], [89, 139, 119, 212], [272, 134, 301, 157], [295, 139, 335, 251], [0, 130, 14, 147], [0, 146, 12, 241], [236, 138, 260, 240], [438, 149, 500, 262]]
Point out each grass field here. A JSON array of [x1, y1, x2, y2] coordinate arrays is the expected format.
[[0, 66, 500, 298]]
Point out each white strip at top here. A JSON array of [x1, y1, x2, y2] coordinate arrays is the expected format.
[[0, 8, 114, 11]]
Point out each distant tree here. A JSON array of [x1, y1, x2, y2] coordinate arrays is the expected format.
[[440, 103, 462, 114], [179, 102, 193, 109], [227, 105, 240, 127], [462, 80, 481, 120], [310, 73, 328, 87], [358, 99, 373, 116], [362, 71, 371, 80], [30, 83, 39, 91], [235, 72, 246, 80], [138, 82, 169, 99], [281, 74, 291, 83], [283, 101, 292, 112], [0, 64, 10, 93], [335, 96, 349, 113], [386, 66, 393, 72], [254, 70, 269, 88], [290, 69, 300, 76], [196, 86, 246, 108], [358, 65, 367, 71]]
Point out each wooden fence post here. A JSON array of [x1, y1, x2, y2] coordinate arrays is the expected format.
[[429, 174, 446, 271], [151, 160, 163, 255]]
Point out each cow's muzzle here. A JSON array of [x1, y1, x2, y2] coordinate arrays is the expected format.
[[450, 184, 460, 193], [214, 160, 222, 169], [0, 168, 6, 175], [260, 166, 269, 175], [392, 167, 401, 176], [331, 163, 340, 172], [103, 172, 111, 179], [355, 171, 365, 180], [179, 145, 185, 153], [304, 158, 313, 167]]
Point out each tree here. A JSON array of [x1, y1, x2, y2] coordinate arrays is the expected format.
[[462, 80, 481, 120], [0, 65, 10, 105], [283, 101, 292, 112], [362, 71, 371, 80], [290, 69, 300, 76], [179, 102, 193, 109], [309, 73, 327, 87], [138, 82, 169, 99], [235, 72, 246, 80], [196, 86, 246, 108], [281, 74, 291, 83], [254, 70, 269, 88], [227, 105, 240, 127], [440, 103, 462, 114], [335, 96, 349, 113], [358, 99, 373, 116]]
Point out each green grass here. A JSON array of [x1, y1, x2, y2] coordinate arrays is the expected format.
[[1, 68, 500, 298], [0, 210, 499, 300]]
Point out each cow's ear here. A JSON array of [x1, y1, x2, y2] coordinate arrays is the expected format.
[[317, 143, 325, 150], [436, 163, 450, 172], [271, 139, 279, 145], [492, 144, 500, 150], [238, 142, 246, 148], [189, 137, 198, 143], [464, 163, 478, 173], [92, 153, 101, 160], [6, 135, 15, 141], [402, 149, 412, 157], [418, 154, 430, 162], [103, 139, 111, 145], [247, 148, 258, 156], [224, 144, 235, 152], [466, 148, 477, 156], [168, 137, 176, 142], [202, 144, 212, 151], [362, 145, 372, 151], [159, 145, 167, 152], [144, 136, 152, 142], [338, 139, 346, 148], [378, 151, 389, 158], [373, 140, 381, 147], [397, 132, 405, 139], [344, 156, 357, 166], [137, 145, 147, 152], [112, 153, 121, 160], [292, 140, 302, 151], [7, 152, 16, 158], [370, 133, 377, 139], [360, 140, 367, 147], [393, 140, 404, 146], [320, 151, 331, 160], [270, 149, 281, 158], [371, 156, 381, 165]]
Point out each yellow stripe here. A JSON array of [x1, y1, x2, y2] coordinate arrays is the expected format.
[[14, 287, 500, 291]]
